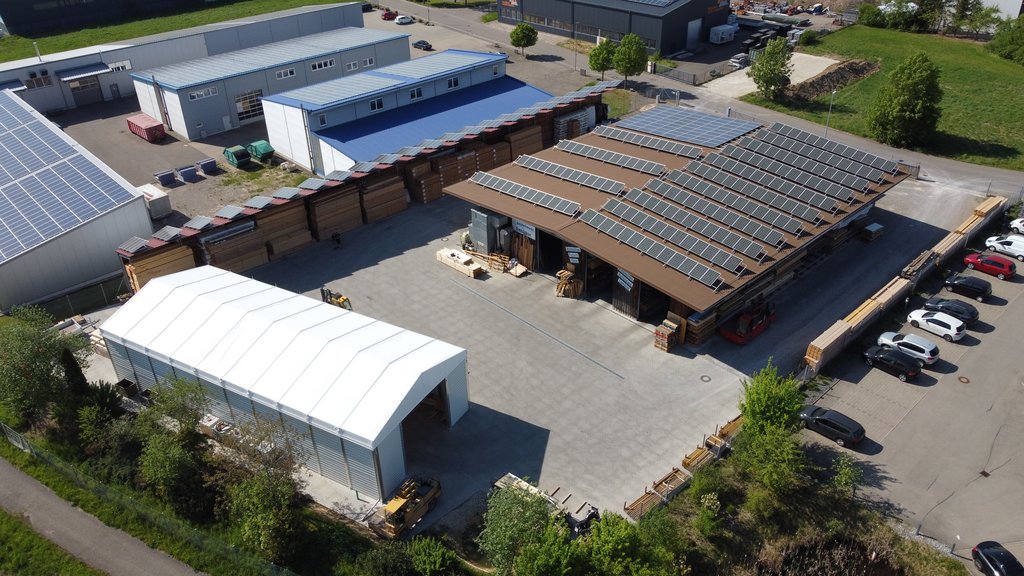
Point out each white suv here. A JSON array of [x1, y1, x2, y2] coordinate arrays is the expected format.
[[985, 234, 1024, 261], [877, 331, 939, 366]]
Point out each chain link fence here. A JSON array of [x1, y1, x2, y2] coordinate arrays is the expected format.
[[654, 62, 739, 86]]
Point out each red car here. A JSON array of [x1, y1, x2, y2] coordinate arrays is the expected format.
[[964, 253, 1016, 280], [381, 9, 398, 20]]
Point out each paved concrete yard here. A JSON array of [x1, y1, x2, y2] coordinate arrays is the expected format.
[[702, 53, 839, 98]]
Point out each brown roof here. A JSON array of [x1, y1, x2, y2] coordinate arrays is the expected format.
[[445, 121, 905, 313]]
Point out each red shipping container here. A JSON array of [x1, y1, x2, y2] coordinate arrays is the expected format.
[[126, 113, 166, 143]]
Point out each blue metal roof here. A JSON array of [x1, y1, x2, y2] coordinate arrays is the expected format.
[[265, 50, 508, 112], [314, 75, 550, 163]]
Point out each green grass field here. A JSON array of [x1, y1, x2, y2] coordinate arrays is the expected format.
[[741, 26, 1024, 171], [0, 507, 104, 576]]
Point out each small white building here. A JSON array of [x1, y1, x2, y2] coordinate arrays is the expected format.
[[0, 89, 152, 311], [99, 266, 470, 500]]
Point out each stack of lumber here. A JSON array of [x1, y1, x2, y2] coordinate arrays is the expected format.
[[869, 277, 911, 309], [842, 299, 881, 330], [652, 468, 690, 502], [932, 231, 966, 261], [431, 151, 478, 186], [124, 245, 196, 292], [512, 234, 535, 270], [205, 229, 268, 273], [901, 250, 936, 280], [310, 184, 361, 240], [973, 195, 1006, 217], [555, 269, 582, 298], [685, 311, 717, 345], [465, 141, 511, 171], [436, 248, 484, 278], [505, 125, 543, 157], [654, 319, 679, 352], [681, 445, 714, 473], [360, 176, 407, 223], [822, 225, 855, 252], [403, 160, 444, 204], [466, 249, 509, 272], [717, 414, 743, 443], [90, 331, 108, 357], [258, 202, 313, 260], [624, 490, 664, 522], [804, 320, 852, 372]]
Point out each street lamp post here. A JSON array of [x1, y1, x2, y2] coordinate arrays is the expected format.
[[824, 89, 837, 138], [426, 3, 430, 23], [571, 0, 577, 71]]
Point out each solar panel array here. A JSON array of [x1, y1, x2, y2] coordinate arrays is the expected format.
[[771, 123, 900, 174], [685, 162, 823, 224], [592, 125, 702, 158], [757, 131, 884, 182], [704, 153, 839, 213], [556, 140, 666, 175], [622, 187, 768, 259], [514, 155, 625, 194], [739, 137, 871, 192], [469, 172, 581, 216], [640, 179, 784, 249], [662, 170, 801, 237], [617, 106, 762, 148], [578, 209, 723, 289], [723, 144, 856, 203], [604, 198, 745, 273]]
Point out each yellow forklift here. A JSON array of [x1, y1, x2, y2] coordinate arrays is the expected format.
[[368, 477, 441, 539], [319, 286, 352, 310]]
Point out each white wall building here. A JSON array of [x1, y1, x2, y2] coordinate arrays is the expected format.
[[99, 266, 470, 500]]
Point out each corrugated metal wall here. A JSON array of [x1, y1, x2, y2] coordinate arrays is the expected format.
[[106, 340, 136, 384], [223, 388, 255, 425], [125, 347, 157, 390], [197, 377, 232, 420], [149, 358, 175, 386], [310, 425, 351, 487], [282, 413, 321, 475], [343, 438, 380, 499]]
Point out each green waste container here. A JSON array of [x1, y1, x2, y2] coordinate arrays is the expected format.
[[246, 140, 275, 163], [223, 145, 251, 168]]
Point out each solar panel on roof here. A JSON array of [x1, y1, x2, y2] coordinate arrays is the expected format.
[[272, 187, 301, 200], [244, 196, 274, 210], [757, 131, 884, 182], [350, 162, 379, 173], [215, 205, 246, 220], [703, 153, 839, 213], [555, 140, 666, 175], [683, 162, 822, 225], [298, 178, 327, 190], [578, 209, 723, 289], [152, 226, 182, 242], [723, 144, 857, 203], [118, 236, 150, 254], [770, 123, 900, 174], [739, 137, 871, 192], [183, 216, 214, 230], [616, 106, 761, 148], [592, 125, 702, 158], [373, 154, 404, 165], [469, 172, 581, 216], [324, 170, 352, 181], [514, 155, 625, 194]]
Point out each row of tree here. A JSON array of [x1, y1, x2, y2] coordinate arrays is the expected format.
[[508, 23, 650, 86], [858, 0, 1002, 36]]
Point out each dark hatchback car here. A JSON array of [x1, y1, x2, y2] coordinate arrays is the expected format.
[[923, 297, 979, 325], [799, 406, 865, 447], [973, 541, 1024, 576], [944, 273, 993, 302], [412, 39, 433, 50], [863, 345, 921, 381]]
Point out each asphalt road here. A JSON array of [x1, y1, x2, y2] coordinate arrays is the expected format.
[[0, 456, 201, 576]]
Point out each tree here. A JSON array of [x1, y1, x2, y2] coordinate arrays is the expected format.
[[354, 542, 416, 576], [139, 432, 198, 500], [229, 471, 303, 563], [589, 39, 617, 81], [509, 23, 538, 56], [747, 37, 792, 101], [583, 514, 676, 576], [476, 483, 553, 575], [965, 3, 1001, 37], [219, 413, 306, 484], [988, 15, 1024, 65], [735, 423, 806, 496], [513, 517, 587, 576], [0, 306, 88, 428], [738, 359, 803, 437], [867, 52, 943, 148], [832, 452, 864, 497], [407, 536, 460, 576], [613, 34, 648, 88], [143, 377, 209, 449], [858, 3, 886, 26]]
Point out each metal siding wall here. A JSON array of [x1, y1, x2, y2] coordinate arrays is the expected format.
[[251, 399, 283, 426], [162, 90, 188, 139], [149, 358, 175, 386], [224, 388, 255, 424], [126, 347, 157, 390], [16, 86, 68, 117], [263, 101, 296, 166], [310, 426, 351, 486], [197, 377, 232, 420], [375, 425, 406, 499], [105, 340, 137, 384], [444, 358, 470, 427], [282, 414, 321, 474], [269, 17, 302, 41], [374, 39, 412, 68], [134, 80, 160, 120], [576, 5, 629, 37], [174, 82, 233, 140], [344, 439, 380, 499]]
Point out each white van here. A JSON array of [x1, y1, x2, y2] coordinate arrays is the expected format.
[[985, 234, 1024, 261]]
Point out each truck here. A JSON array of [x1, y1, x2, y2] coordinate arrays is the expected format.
[[368, 477, 441, 539]]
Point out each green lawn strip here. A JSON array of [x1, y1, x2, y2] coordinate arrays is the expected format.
[[0, 507, 105, 576], [603, 89, 634, 118], [741, 25, 1024, 171]]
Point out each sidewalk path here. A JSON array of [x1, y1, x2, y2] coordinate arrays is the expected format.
[[0, 456, 201, 576]]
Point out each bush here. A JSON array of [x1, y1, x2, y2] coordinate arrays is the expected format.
[[799, 29, 819, 45], [407, 536, 460, 576], [481, 11, 498, 23], [858, 3, 886, 27], [353, 542, 416, 576]]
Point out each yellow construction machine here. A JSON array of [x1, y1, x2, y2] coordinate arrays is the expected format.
[[320, 286, 352, 310], [368, 477, 441, 539]]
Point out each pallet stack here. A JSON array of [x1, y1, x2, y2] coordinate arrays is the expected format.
[[505, 125, 543, 157], [309, 184, 361, 239], [555, 269, 582, 298], [654, 319, 679, 352], [512, 234, 535, 270], [204, 229, 268, 272], [124, 245, 197, 292], [403, 160, 444, 204], [431, 151, 478, 186], [258, 202, 313, 260], [361, 176, 407, 223]]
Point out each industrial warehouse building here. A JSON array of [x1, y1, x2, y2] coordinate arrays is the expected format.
[[262, 50, 549, 176], [100, 266, 470, 500], [0, 89, 152, 311], [132, 27, 409, 141], [0, 3, 364, 115], [445, 105, 909, 343], [498, 0, 730, 55]]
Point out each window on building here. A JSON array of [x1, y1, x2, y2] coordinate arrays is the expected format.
[[345, 61, 358, 72], [409, 87, 423, 100], [68, 76, 99, 93], [24, 75, 53, 90], [188, 86, 218, 101], [108, 60, 132, 72], [311, 58, 335, 71], [234, 89, 264, 122], [319, 114, 327, 127], [447, 77, 459, 90], [369, 97, 384, 111], [276, 68, 295, 80], [363, 57, 375, 67]]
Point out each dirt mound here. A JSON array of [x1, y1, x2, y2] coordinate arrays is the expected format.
[[786, 59, 880, 102]]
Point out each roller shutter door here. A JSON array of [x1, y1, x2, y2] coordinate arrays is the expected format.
[[343, 438, 380, 500], [197, 377, 232, 421], [310, 426, 349, 486], [282, 414, 321, 474], [106, 341, 136, 384], [150, 359, 175, 387], [224, 388, 255, 425], [126, 347, 156, 390]]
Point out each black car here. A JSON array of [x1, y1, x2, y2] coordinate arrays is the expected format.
[[973, 541, 1024, 576], [944, 273, 992, 302], [360, 2, 374, 12], [923, 297, 980, 324], [799, 405, 865, 447], [412, 40, 432, 50], [862, 345, 921, 381]]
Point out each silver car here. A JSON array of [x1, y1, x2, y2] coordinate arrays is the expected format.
[[877, 331, 939, 365]]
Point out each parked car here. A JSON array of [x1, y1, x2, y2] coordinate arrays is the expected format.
[[985, 234, 1024, 261], [907, 309, 966, 342], [944, 273, 992, 302], [799, 405, 865, 447], [728, 53, 749, 68], [395, 14, 414, 24], [923, 297, 979, 325], [412, 39, 432, 50], [862, 345, 921, 381], [360, 1, 374, 12], [972, 541, 1024, 576], [965, 253, 1016, 280], [381, 9, 397, 20], [877, 332, 939, 366], [1010, 217, 1024, 235]]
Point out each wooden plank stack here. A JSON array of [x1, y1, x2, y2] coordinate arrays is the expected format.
[[403, 160, 443, 204], [685, 311, 717, 345], [205, 229, 268, 273], [464, 141, 511, 171], [310, 184, 362, 240], [623, 490, 664, 522], [555, 269, 582, 298], [431, 151, 478, 186], [361, 176, 408, 223], [124, 245, 197, 292], [512, 233, 535, 270], [804, 320, 852, 373], [973, 195, 1006, 217], [505, 125, 543, 157], [654, 319, 679, 352], [681, 446, 714, 473], [258, 202, 313, 260], [436, 248, 484, 278]]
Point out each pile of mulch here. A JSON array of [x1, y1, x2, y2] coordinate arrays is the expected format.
[[786, 59, 881, 102]]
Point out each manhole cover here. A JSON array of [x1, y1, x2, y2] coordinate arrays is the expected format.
[[958, 376, 970, 384], [700, 375, 711, 382]]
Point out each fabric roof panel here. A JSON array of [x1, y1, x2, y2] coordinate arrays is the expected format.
[[220, 301, 326, 391], [171, 283, 276, 372]]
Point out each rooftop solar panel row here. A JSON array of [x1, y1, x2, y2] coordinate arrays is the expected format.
[[555, 140, 666, 175], [662, 170, 803, 236], [592, 125, 702, 158], [617, 106, 761, 148], [757, 131, 885, 182], [723, 144, 856, 203], [704, 153, 839, 213], [686, 162, 823, 224], [739, 137, 871, 192], [771, 123, 900, 174], [469, 172, 581, 215], [514, 155, 625, 194]]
